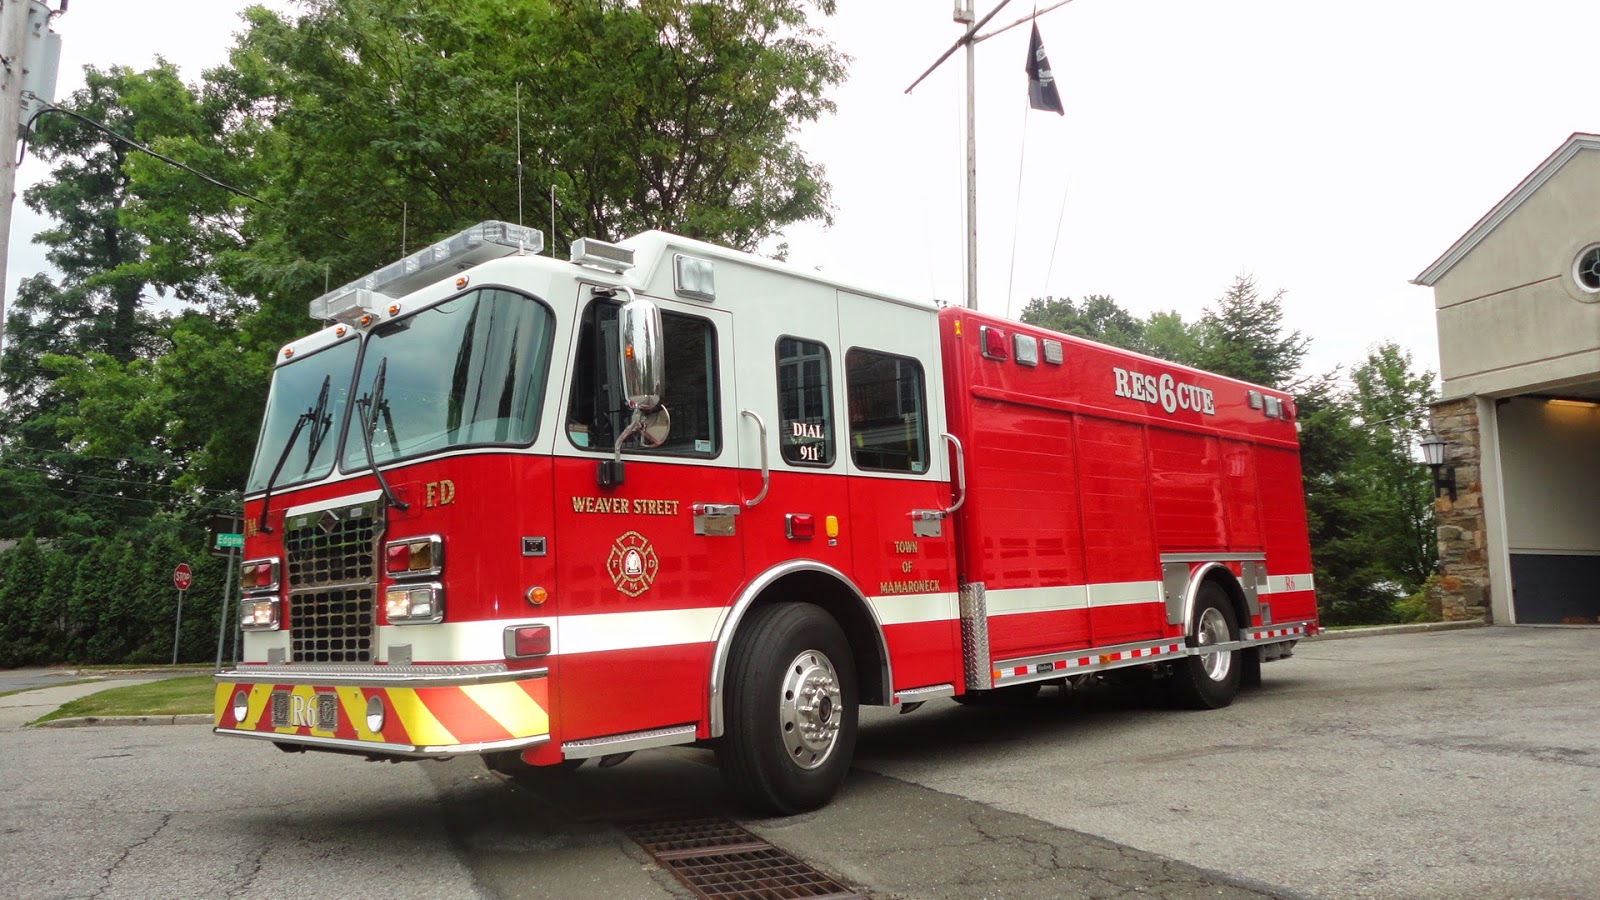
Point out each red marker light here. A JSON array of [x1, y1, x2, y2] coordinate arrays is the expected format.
[[786, 514, 815, 540], [512, 625, 551, 658], [980, 326, 1008, 361], [386, 543, 411, 574]]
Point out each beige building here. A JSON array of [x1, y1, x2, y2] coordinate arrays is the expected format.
[[1414, 132, 1600, 624]]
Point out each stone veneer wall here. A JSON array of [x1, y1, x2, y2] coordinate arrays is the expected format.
[[1428, 397, 1491, 621]]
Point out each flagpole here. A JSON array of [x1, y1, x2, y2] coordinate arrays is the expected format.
[[961, 2, 979, 310]]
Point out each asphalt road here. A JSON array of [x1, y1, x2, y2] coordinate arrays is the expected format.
[[1, 627, 1595, 899]]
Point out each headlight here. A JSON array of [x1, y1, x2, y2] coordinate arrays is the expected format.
[[385, 583, 443, 623], [240, 599, 279, 629]]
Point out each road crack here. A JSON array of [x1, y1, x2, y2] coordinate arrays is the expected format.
[[91, 812, 172, 899]]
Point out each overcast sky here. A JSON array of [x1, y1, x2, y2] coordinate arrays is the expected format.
[[11, 0, 1599, 383]]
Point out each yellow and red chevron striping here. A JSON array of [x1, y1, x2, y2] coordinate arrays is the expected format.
[[213, 676, 549, 751]]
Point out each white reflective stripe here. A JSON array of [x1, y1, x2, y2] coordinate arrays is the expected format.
[[1263, 573, 1315, 594], [241, 630, 290, 664], [383, 617, 549, 661], [556, 607, 727, 655], [985, 581, 1163, 617], [867, 592, 959, 626], [1087, 580, 1163, 607], [987, 585, 1088, 616], [245, 609, 730, 665], [281, 489, 383, 520]]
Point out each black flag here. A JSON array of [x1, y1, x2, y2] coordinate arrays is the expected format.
[[1026, 22, 1064, 115]]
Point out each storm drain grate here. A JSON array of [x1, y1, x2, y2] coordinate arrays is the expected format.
[[624, 816, 866, 899]]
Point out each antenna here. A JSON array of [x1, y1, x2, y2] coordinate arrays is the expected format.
[[549, 185, 556, 257], [401, 201, 408, 256], [516, 82, 524, 229]]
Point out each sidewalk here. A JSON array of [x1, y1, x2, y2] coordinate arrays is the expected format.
[[0, 677, 165, 731]]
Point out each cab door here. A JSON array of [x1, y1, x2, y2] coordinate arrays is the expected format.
[[551, 290, 743, 741], [835, 291, 961, 693]]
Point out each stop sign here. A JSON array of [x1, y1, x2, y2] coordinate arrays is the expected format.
[[172, 563, 193, 592]]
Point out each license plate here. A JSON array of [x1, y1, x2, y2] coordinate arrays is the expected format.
[[270, 690, 338, 730]]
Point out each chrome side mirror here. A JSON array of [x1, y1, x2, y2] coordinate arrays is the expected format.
[[619, 297, 663, 412], [600, 294, 667, 488]]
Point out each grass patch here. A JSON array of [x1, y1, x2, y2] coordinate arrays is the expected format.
[[0, 678, 100, 699], [28, 675, 214, 726]]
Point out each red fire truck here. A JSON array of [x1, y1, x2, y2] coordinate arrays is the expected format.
[[214, 220, 1318, 813]]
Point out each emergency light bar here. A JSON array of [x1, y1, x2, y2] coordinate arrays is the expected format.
[[308, 221, 545, 322], [570, 237, 635, 273]]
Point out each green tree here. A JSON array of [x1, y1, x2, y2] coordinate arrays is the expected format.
[[1299, 344, 1439, 625], [0, 534, 49, 665], [1190, 274, 1309, 389], [1348, 342, 1437, 588], [0, 65, 224, 540], [1141, 310, 1199, 365], [1018, 294, 1147, 351]]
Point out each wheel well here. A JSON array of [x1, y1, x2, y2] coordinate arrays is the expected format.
[[747, 571, 890, 706], [1203, 569, 1252, 633]]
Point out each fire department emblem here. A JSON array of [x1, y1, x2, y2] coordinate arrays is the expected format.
[[606, 531, 659, 597]]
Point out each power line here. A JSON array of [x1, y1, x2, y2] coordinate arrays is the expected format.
[[21, 104, 266, 205]]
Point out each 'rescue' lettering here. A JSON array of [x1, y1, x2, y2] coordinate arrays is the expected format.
[[1112, 367, 1215, 416], [570, 496, 682, 516]]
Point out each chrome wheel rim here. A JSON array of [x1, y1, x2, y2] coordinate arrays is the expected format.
[[779, 649, 843, 770], [1197, 607, 1232, 681]]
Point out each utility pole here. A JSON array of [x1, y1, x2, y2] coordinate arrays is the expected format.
[[906, 0, 1015, 311], [0, 0, 32, 358], [0, 0, 60, 366], [956, 0, 978, 311]]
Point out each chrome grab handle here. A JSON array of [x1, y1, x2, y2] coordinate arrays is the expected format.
[[741, 409, 769, 508], [941, 431, 966, 514], [692, 503, 741, 518]]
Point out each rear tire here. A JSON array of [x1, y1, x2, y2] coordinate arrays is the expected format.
[[1165, 583, 1241, 710], [716, 603, 858, 815]]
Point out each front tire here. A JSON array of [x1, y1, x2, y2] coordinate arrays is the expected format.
[[1165, 583, 1242, 710], [717, 603, 858, 814]]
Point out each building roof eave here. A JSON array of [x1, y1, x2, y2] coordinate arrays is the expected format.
[[1412, 132, 1600, 287]]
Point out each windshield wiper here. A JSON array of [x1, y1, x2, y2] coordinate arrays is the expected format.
[[355, 357, 410, 512], [304, 376, 334, 463], [257, 375, 331, 535]]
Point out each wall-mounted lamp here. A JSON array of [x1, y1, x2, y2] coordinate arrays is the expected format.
[[1419, 433, 1456, 501]]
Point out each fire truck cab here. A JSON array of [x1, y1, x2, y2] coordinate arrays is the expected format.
[[214, 221, 1318, 814]]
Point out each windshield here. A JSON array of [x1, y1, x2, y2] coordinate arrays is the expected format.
[[341, 288, 555, 467], [245, 338, 359, 493]]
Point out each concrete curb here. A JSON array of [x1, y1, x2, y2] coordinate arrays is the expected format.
[[35, 714, 212, 729], [1309, 618, 1488, 641]]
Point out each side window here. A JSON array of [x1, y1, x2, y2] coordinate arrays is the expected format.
[[845, 348, 929, 474], [776, 337, 834, 467], [566, 299, 720, 456]]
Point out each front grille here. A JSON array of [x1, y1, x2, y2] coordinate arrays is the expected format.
[[284, 506, 379, 588], [290, 586, 376, 663], [283, 504, 381, 664]]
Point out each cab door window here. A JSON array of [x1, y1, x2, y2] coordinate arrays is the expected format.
[[845, 348, 929, 474], [777, 337, 834, 466], [566, 299, 720, 456]]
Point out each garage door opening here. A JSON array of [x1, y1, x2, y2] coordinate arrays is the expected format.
[[1497, 393, 1600, 624]]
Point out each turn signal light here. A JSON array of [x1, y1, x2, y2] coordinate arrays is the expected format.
[[385, 536, 441, 576], [240, 558, 279, 592]]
